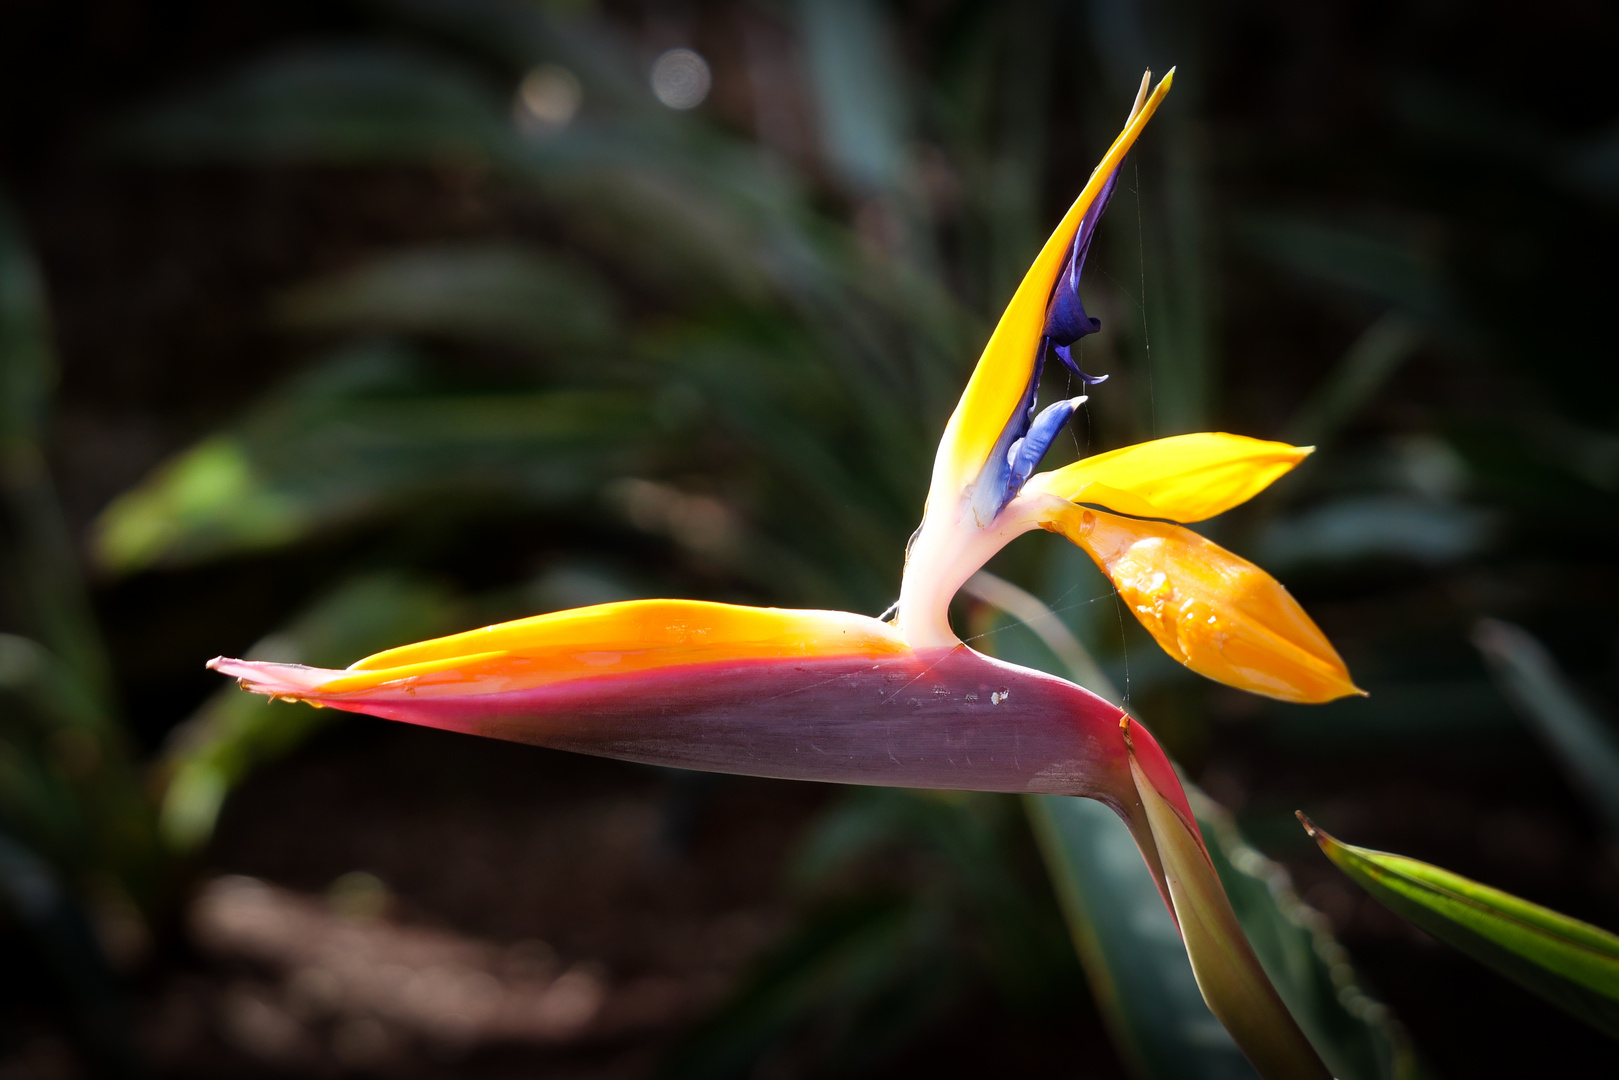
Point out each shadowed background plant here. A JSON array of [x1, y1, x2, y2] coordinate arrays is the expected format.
[[1, 0, 1618, 1077]]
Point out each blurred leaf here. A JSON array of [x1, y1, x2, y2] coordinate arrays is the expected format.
[[651, 322, 919, 605], [1473, 619, 1619, 837], [1284, 313, 1425, 449], [1240, 215, 1459, 330], [791, 788, 1075, 1003], [162, 574, 461, 850], [797, 0, 910, 193], [107, 25, 985, 598], [107, 34, 975, 593], [661, 896, 958, 1080], [372, 0, 654, 110], [0, 192, 160, 912], [520, 554, 645, 604], [1262, 681, 1516, 746], [925, 0, 1052, 311], [0, 194, 114, 700], [115, 47, 516, 163], [0, 830, 136, 1075], [666, 786, 1077, 1079], [279, 243, 619, 350], [1565, 122, 1619, 199], [1302, 816, 1619, 1039], [1193, 795, 1421, 1080], [1522, 415, 1619, 495], [95, 434, 307, 569], [1027, 794, 1260, 1079], [0, 719, 84, 873], [0, 630, 161, 917], [0, 197, 52, 444], [1256, 496, 1494, 570], [92, 342, 650, 571], [0, 625, 104, 732], [114, 43, 826, 305]]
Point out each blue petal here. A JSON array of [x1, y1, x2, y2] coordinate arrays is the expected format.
[[1009, 396, 1087, 488], [966, 160, 1123, 524], [968, 371, 1040, 526], [1041, 163, 1122, 348], [1049, 341, 1110, 386], [1043, 281, 1101, 344]]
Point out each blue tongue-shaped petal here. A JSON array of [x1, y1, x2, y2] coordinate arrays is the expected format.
[[1049, 342, 1109, 386], [1006, 395, 1088, 490], [1044, 270, 1102, 344], [971, 158, 1124, 524], [1040, 162, 1122, 383]]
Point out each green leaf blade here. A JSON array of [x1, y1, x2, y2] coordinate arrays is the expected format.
[[1303, 816, 1619, 1037]]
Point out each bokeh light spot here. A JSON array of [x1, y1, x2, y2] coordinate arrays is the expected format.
[[514, 64, 582, 134], [649, 48, 711, 110]]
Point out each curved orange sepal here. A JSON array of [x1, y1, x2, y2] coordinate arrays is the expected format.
[[1046, 507, 1361, 704]]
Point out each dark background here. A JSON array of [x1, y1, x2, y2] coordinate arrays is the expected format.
[[2, 0, 1617, 1077]]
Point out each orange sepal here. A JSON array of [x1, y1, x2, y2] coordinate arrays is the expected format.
[[1045, 507, 1361, 704]]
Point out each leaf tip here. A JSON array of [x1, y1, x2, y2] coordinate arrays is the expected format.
[[1295, 810, 1320, 839]]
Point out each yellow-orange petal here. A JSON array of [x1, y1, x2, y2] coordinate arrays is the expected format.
[[1044, 506, 1361, 704], [927, 70, 1173, 508], [1023, 433, 1311, 523], [295, 599, 906, 696]]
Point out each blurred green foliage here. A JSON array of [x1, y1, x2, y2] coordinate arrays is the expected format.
[[3, 0, 1618, 1073], [95, 340, 651, 570], [0, 195, 150, 1074]]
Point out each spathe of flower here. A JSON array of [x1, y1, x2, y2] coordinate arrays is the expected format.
[[209, 69, 1345, 1079]]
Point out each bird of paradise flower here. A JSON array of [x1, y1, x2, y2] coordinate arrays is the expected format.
[[210, 71, 1355, 1079]]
